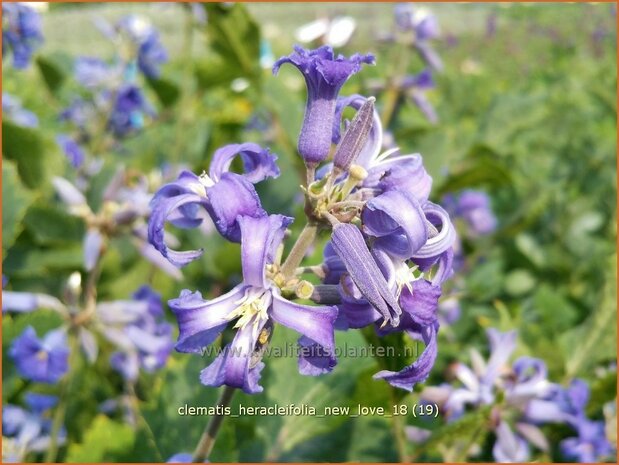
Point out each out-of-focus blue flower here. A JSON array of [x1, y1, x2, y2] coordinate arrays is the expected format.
[[444, 190, 498, 237], [2, 2, 43, 69], [3, 393, 66, 463], [148, 143, 279, 267], [169, 214, 338, 394], [3, 92, 39, 128], [273, 45, 374, 166], [56, 134, 86, 168], [394, 4, 443, 71], [98, 286, 174, 381], [59, 98, 95, 129], [74, 57, 117, 89], [116, 15, 168, 78], [401, 69, 438, 123], [107, 85, 154, 137], [9, 326, 69, 384]]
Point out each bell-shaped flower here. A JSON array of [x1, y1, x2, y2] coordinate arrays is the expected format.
[[168, 214, 338, 394], [148, 143, 279, 267], [273, 46, 374, 166]]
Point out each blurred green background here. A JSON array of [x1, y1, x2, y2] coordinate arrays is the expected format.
[[2, 2, 616, 462]]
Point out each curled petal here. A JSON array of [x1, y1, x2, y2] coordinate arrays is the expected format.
[[206, 172, 266, 242], [376, 153, 433, 203], [483, 329, 517, 385], [270, 293, 337, 350], [298, 335, 337, 376], [373, 324, 438, 391], [331, 223, 401, 326], [362, 190, 427, 258], [2, 291, 67, 315], [148, 192, 207, 267], [79, 328, 98, 364], [52, 177, 87, 208], [412, 202, 456, 259], [209, 143, 280, 184], [168, 287, 245, 353]]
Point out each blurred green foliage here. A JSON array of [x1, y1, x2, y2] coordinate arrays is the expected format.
[[2, 2, 616, 462]]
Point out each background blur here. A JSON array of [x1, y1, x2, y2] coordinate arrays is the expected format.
[[2, 2, 617, 462]]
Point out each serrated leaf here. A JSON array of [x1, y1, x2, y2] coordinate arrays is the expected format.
[[2, 161, 35, 253], [65, 415, 135, 462]]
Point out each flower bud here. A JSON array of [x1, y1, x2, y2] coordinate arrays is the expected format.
[[333, 97, 376, 172]]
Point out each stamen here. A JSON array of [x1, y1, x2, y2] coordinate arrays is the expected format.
[[229, 287, 271, 330]]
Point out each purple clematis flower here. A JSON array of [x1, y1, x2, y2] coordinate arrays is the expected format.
[[10, 326, 69, 384], [74, 57, 117, 89], [99, 286, 174, 381], [3, 394, 66, 463], [168, 214, 338, 394], [2, 3, 43, 69], [273, 45, 374, 166], [107, 85, 154, 137], [148, 143, 279, 267], [444, 190, 497, 237]]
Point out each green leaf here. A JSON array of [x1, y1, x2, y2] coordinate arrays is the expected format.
[[504, 269, 536, 296], [196, 4, 261, 88], [23, 203, 85, 245], [146, 76, 181, 108], [66, 415, 135, 462], [3, 244, 84, 277], [562, 254, 617, 377], [2, 161, 35, 253], [2, 120, 46, 188], [36, 54, 68, 94]]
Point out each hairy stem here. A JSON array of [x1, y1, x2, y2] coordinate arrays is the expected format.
[[192, 385, 236, 462], [279, 223, 319, 279]]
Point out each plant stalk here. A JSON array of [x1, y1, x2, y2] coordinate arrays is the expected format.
[[192, 385, 236, 462], [279, 222, 319, 279]]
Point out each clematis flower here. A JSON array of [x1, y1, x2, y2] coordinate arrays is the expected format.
[[74, 57, 118, 89], [168, 214, 338, 394], [273, 45, 374, 166], [443, 190, 498, 237], [148, 143, 280, 267], [401, 69, 438, 123], [9, 327, 69, 384], [2, 394, 66, 463], [98, 286, 174, 381], [2, 2, 43, 69]]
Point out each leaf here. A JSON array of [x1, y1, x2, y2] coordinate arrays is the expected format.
[[504, 269, 536, 296], [3, 244, 84, 277], [562, 254, 617, 377], [36, 54, 68, 94], [2, 120, 46, 188], [196, 4, 261, 88], [146, 76, 180, 108], [65, 415, 135, 462], [2, 161, 35, 253], [23, 203, 85, 245]]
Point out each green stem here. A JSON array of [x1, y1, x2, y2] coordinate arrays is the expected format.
[[44, 331, 79, 462], [126, 381, 163, 462], [279, 223, 319, 279], [192, 386, 236, 462], [391, 398, 410, 463]]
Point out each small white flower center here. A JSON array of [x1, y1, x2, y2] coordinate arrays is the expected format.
[[394, 262, 422, 300], [228, 287, 271, 330]]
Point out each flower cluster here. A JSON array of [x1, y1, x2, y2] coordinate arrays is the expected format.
[[148, 45, 456, 393], [57, 15, 166, 168], [415, 329, 614, 462], [2, 2, 43, 69]]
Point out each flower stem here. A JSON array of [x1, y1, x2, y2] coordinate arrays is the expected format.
[[279, 222, 319, 280], [390, 391, 410, 463], [192, 385, 236, 462], [44, 331, 79, 462]]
